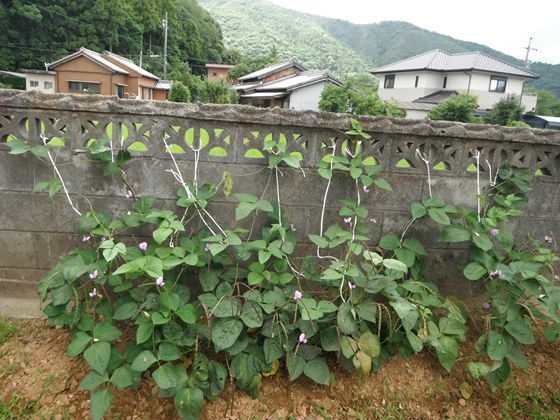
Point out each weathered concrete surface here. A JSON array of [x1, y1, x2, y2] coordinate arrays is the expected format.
[[0, 90, 559, 314]]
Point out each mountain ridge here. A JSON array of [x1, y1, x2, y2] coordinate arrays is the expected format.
[[199, 0, 560, 96]]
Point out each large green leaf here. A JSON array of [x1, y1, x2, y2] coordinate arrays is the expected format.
[[435, 336, 458, 372], [240, 302, 264, 328], [383, 259, 408, 273], [337, 302, 357, 335], [90, 389, 113, 420], [211, 318, 244, 352], [67, 331, 92, 356], [357, 330, 380, 358], [131, 350, 157, 372], [79, 372, 108, 390], [303, 357, 330, 385], [467, 362, 491, 379], [379, 234, 400, 250], [428, 208, 450, 225], [84, 341, 111, 374], [176, 304, 196, 324], [487, 331, 509, 361], [505, 319, 535, 345], [463, 262, 486, 280], [110, 365, 138, 388], [152, 363, 178, 390], [473, 233, 493, 251], [93, 321, 121, 341], [175, 387, 204, 420], [113, 302, 139, 321], [440, 225, 471, 242]]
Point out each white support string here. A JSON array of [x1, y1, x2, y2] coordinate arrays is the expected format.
[[473, 150, 482, 222], [40, 135, 82, 217], [415, 149, 432, 198], [275, 167, 282, 227], [485, 159, 499, 187]]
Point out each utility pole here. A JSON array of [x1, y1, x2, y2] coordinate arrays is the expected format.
[[162, 11, 168, 79], [139, 35, 143, 67], [523, 37, 539, 69]]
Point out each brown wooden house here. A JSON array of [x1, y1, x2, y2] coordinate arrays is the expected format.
[[47, 48, 170, 100]]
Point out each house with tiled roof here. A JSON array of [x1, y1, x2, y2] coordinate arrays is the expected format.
[[47, 48, 171, 100], [371, 49, 538, 119], [235, 60, 341, 111]]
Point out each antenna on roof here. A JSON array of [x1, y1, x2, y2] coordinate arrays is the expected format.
[[523, 37, 539, 69]]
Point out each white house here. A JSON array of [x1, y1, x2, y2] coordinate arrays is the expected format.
[[23, 69, 56, 94], [235, 61, 341, 111], [371, 50, 538, 119]]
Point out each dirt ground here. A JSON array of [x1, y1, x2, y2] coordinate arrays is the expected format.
[[1, 319, 559, 420]]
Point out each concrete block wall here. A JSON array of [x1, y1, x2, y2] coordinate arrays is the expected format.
[[1, 90, 559, 302]]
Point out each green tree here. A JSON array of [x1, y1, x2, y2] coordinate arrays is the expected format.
[[484, 95, 525, 126], [168, 81, 191, 103], [198, 79, 237, 104], [528, 88, 560, 116], [352, 93, 406, 118], [428, 93, 479, 123], [318, 84, 351, 113]]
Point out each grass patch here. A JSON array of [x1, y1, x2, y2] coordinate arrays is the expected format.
[[0, 317, 17, 344], [0, 394, 38, 419], [502, 383, 560, 419]]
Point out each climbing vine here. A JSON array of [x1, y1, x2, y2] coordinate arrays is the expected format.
[[8, 119, 559, 419]]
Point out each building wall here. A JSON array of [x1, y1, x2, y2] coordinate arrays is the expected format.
[[54, 56, 117, 96], [25, 74, 56, 94], [263, 66, 301, 83], [207, 67, 231, 81], [1, 91, 559, 301], [288, 82, 328, 111]]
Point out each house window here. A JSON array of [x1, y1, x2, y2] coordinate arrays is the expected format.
[[384, 75, 395, 89], [212, 72, 218, 76], [29, 80, 39, 88], [489, 76, 507, 93], [415, 76, 419, 88], [44, 81, 53, 89], [69, 81, 100, 94], [443, 76, 448, 89], [115, 85, 125, 98]]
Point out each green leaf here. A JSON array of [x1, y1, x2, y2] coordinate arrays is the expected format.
[[212, 318, 244, 352], [84, 341, 111, 374], [379, 234, 400, 250], [441, 225, 471, 243], [337, 302, 357, 335], [93, 321, 121, 342], [113, 303, 139, 321], [263, 338, 283, 363], [209, 243, 227, 256], [235, 202, 256, 221], [394, 248, 416, 267], [131, 350, 157, 372], [383, 259, 408, 273], [467, 362, 491, 380], [79, 371, 108, 390], [435, 336, 458, 372], [505, 319, 535, 345], [33, 181, 49, 192], [90, 389, 113, 420], [152, 363, 177, 390], [410, 202, 427, 218], [102, 242, 126, 262], [428, 208, 450, 225], [340, 336, 358, 359], [67, 331, 92, 356], [350, 166, 362, 179], [175, 388, 204, 420], [240, 302, 264, 328], [473, 233, 493, 251], [303, 357, 330, 385], [318, 167, 332, 179], [7, 138, 30, 154], [487, 332, 509, 361], [487, 360, 511, 391], [176, 304, 196, 324], [136, 322, 154, 344], [356, 301, 377, 322], [463, 262, 486, 280], [357, 330, 380, 358], [373, 177, 392, 191], [158, 343, 182, 361], [153, 227, 174, 244], [110, 365, 137, 388], [402, 238, 427, 256], [52, 284, 72, 306], [309, 234, 328, 248]]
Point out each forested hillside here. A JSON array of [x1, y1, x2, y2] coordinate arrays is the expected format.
[[200, 0, 560, 97], [0, 0, 235, 77], [198, 0, 369, 74]]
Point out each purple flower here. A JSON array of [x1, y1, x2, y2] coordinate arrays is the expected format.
[[344, 217, 352, 224], [490, 228, 499, 237], [88, 288, 97, 298], [82, 235, 91, 242], [290, 224, 296, 232], [204, 243, 211, 252], [298, 333, 307, 344], [482, 302, 491, 310], [293, 290, 302, 300], [544, 235, 553, 244], [349, 282, 356, 289], [489, 270, 505, 279], [362, 185, 370, 193], [139, 242, 148, 251], [89, 270, 98, 280], [125, 190, 133, 199], [155, 277, 165, 287]]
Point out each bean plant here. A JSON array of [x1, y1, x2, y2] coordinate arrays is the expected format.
[[7, 119, 559, 419]]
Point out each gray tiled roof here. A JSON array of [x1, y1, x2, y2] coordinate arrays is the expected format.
[[103, 51, 158, 79], [238, 60, 306, 81], [371, 49, 538, 79], [413, 90, 458, 104], [48, 48, 130, 75], [255, 70, 340, 91]]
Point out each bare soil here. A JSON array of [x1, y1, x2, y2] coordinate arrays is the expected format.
[[1, 319, 559, 419]]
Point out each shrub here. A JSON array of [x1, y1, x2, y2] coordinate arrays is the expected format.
[[484, 95, 525, 126], [168, 81, 191, 103], [428, 93, 479, 123]]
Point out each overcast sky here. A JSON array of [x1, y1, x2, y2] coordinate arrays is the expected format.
[[269, 0, 559, 65]]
